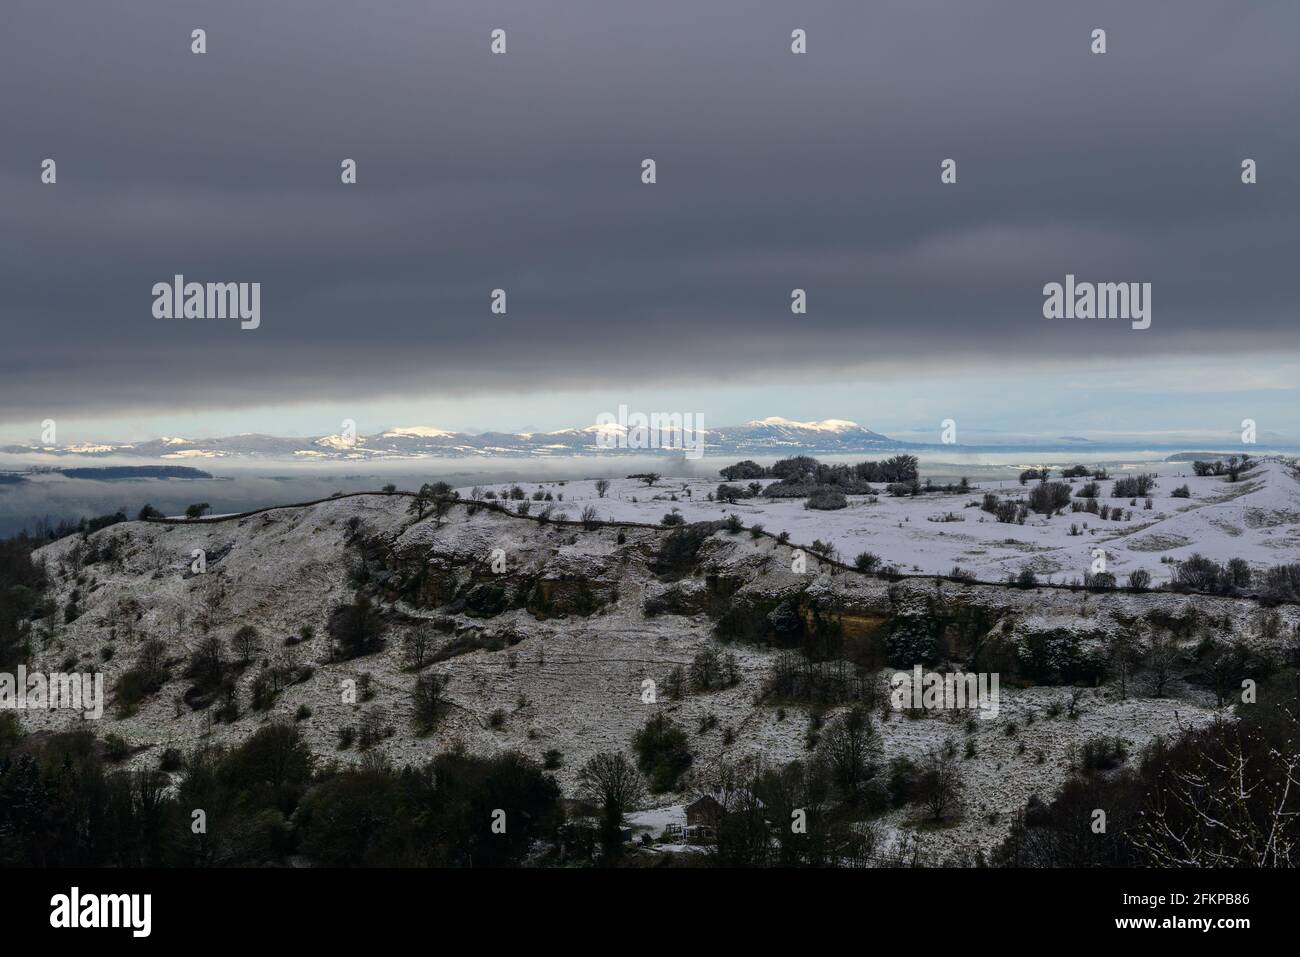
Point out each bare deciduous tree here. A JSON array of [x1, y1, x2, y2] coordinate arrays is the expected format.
[[403, 629, 432, 670], [918, 746, 965, 821], [578, 752, 645, 854], [1132, 713, 1300, 867], [198, 574, 228, 632], [1147, 630, 1178, 696], [689, 646, 721, 691], [230, 624, 262, 662], [817, 705, 882, 804], [1110, 630, 1141, 700], [184, 634, 225, 689], [138, 637, 168, 681], [410, 481, 456, 523], [412, 671, 450, 731]]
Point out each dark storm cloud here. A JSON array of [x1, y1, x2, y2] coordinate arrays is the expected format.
[[1, 0, 1297, 421]]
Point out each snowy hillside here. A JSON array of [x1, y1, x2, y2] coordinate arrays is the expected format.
[[461, 459, 1300, 588], [19, 475, 1298, 862]]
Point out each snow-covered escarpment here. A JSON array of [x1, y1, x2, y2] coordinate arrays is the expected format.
[[19, 483, 1298, 860]]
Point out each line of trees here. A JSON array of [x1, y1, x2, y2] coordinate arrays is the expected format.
[[0, 722, 563, 867], [1192, 455, 1252, 481], [720, 455, 919, 489]]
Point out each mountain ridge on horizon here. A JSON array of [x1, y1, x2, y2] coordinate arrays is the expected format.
[[2, 417, 1292, 462], [0, 416, 899, 461]]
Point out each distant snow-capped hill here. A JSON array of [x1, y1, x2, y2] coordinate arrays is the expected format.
[[0, 416, 909, 461], [715, 417, 895, 451]]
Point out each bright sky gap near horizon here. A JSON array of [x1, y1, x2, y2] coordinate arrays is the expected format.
[[2, 1, 1297, 446]]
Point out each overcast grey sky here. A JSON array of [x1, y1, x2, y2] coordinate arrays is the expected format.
[[1, 0, 1297, 443]]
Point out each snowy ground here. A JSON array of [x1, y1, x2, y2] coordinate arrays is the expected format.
[[460, 459, 1300, 588], [15, 463, 1291, 865]]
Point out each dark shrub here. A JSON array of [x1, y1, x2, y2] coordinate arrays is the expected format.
[[1017, 629, 1105, 685], [328, 595, 383, 660], [1028, 482, 1071, 516], [651, 522, 722, 579], [716, 483, 753, 503], [1173, 553, 1222, 593], [1079, 735, 1128, 772], [885, 617, 939, 667], [1086, 572, 1117, 591], [632, 714, 693, 792], [719, 460, 767, 481], [412, 672, 449, 732], [1112, 474, 1157, 498], [183, 635, 226, 691], [1260, 563, 1300, 605], [805, 488, 848, 511], [854, 552, 880, 573]]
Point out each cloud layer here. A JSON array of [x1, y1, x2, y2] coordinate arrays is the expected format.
[[2, 0, 1296, 423]]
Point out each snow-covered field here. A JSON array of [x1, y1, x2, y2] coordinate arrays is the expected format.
[[461, 459, 1300, 587]]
